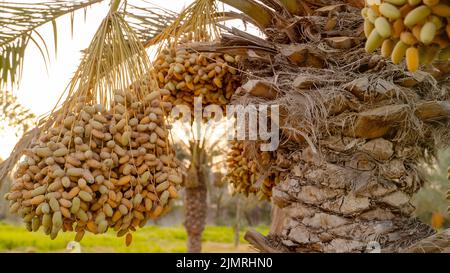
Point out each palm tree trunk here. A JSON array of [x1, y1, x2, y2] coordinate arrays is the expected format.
[[270, 142, 436, 252], [184, 172, 207, 253]]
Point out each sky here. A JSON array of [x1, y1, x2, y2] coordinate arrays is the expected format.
[[11, 0, 189, 116], [0, 0, 191, 158]]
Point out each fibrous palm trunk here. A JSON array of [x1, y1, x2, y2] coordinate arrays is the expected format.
[[224, 2, 450, 252]]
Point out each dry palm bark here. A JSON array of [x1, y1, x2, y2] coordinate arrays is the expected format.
[[207, 2, 450, 252], [184, 162, 208, 253]]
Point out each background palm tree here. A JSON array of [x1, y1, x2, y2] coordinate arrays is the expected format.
[[0, 0, 103, 88], [174, 120, 228, 252]]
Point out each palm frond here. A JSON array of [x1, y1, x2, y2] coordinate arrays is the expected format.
[[0, 0, 103, 89], [0, 90, 36, 135], [146, 0, 222, 47], [58, 6, 156, 116], [277, 0, 307, 15], [142, 0, 286, 48]]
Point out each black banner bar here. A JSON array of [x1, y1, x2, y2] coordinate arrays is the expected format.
[[0, 252, 447, 272]]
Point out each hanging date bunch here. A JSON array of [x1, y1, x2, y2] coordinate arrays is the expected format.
[[223, 141, 282, 201], [362, 0, 450, 72], [3, 3, 182, 245], [5, 89, 182, 243], [153, 47, 241, 110]]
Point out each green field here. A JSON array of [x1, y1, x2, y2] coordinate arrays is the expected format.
[[0, 221, 268, 253]]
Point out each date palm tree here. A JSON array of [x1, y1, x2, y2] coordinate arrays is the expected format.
[[1, 0, 449, 252], [174, 120, 228, 252]]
